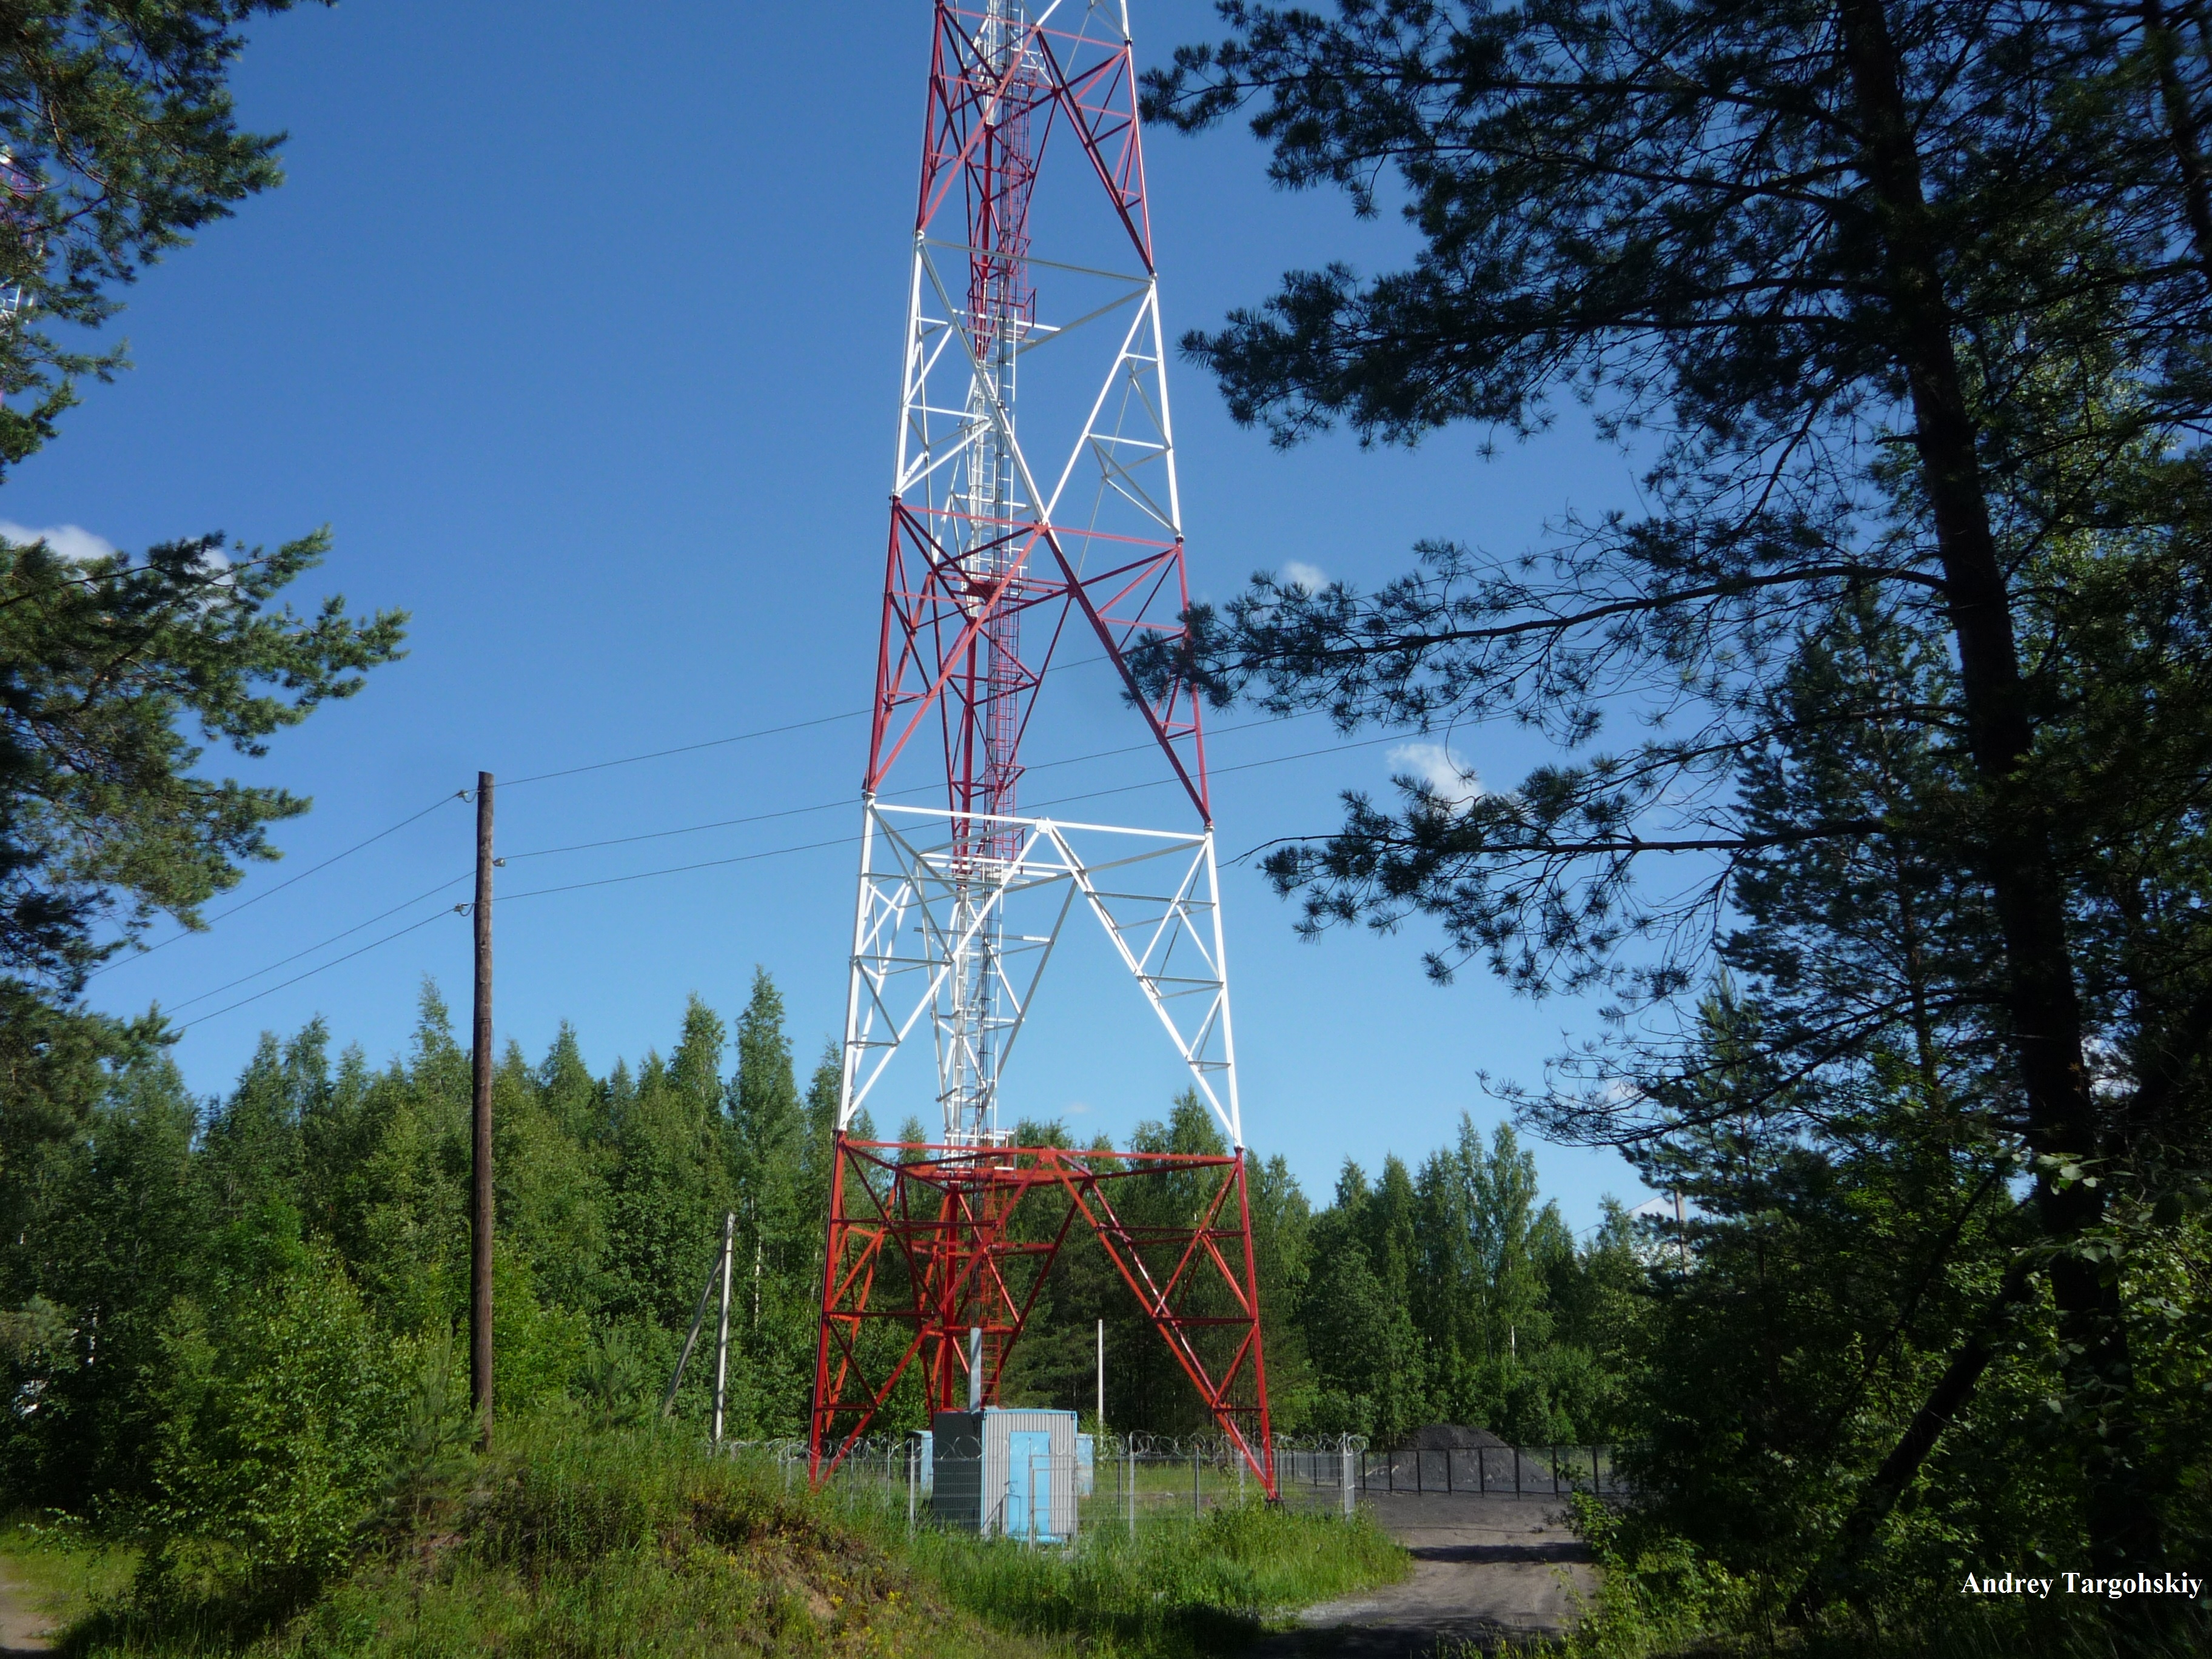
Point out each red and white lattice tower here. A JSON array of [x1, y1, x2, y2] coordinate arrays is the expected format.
[[809, 0, 1275, 1495]]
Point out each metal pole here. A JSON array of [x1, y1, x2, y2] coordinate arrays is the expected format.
[[662, 1216, 729, 1416], [1096, 1317, 1104, 1430], [469, 772, 495, 1446], [1514, 1444, 1523, 1496], [1128, 1439, 1136, 1537], [711, 1211, 734, 1445], [1192, 1443, 1200, 1516], [908, 1438, 917, 1529], [968, 1326, 983, 1410]]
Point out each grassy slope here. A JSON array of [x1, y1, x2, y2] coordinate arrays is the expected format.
[[25, 1425, 1406, 1658], [1, 1521, 135, 1646]]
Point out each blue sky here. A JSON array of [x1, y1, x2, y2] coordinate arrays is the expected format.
[[28, 1, 1663, 1233]]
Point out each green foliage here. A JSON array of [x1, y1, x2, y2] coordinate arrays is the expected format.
[[0, 3, 335, 463], [146, 1224, 418, 1596], [1, 972, 1595, 1644], [0, 532, 404, 1142], [1142, 0, 2212, 1635], [1294, 1118, 1639, 1446], [45, 1421, 1401, 1658]]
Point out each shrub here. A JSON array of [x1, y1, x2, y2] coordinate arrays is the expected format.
[[144, 1236, 416, 1598]]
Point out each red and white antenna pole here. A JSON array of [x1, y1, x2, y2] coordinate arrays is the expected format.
[[814, 2, 1271, 1498]]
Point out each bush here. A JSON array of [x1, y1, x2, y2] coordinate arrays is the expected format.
[[144, 1233, 418, 1600]]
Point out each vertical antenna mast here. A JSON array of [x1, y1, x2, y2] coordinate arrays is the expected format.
[[940, 0, 1040, 1145]]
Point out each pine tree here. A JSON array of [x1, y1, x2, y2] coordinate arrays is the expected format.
[[1142, 0, 2212, 1578]]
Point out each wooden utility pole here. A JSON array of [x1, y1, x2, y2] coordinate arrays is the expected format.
[[471, 772, 495, 1444]]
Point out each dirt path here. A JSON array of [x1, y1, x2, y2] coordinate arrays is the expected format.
[[1262, 1492, 1597, 1655], [0, 1562, 55, 1657]]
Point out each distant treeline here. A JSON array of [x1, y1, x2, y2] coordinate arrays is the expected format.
[[0, 970, 1641, 1555]]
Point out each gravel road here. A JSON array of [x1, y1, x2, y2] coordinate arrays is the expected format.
[[1261, 1491, 1597, 1655], [0, 1563, 53, 1657]]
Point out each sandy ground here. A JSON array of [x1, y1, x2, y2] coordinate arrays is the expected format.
[[0, 1563, 54, 1657], [1259, 1491, 1598, 1655]]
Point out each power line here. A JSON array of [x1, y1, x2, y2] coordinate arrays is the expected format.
[[501, 836, 860, 902], [173, 909, 456, 1033], [159, 872, 472, 1014], [160, 725, 1408, 1031], [88, 791, 465, 980], [102, 654, 1153, 979], [111, 654, 1162, 973], [496, 730, 1406, 902], [501, 709, 865, 788], [497, 709, 1315, 865], [498, 651, 1125, 791]]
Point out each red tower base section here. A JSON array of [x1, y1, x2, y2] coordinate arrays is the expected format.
[[809, 1134, 1277, 1497]]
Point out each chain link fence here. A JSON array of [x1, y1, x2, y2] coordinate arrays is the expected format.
[[729, 1432, 1633, 1543]]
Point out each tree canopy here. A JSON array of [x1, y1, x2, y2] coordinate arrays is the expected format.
[[1143, 0, 2212, 1615], [0, 1, 403, 1147], [0, 2, 333, 466]]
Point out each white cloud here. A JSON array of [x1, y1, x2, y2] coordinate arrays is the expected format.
[[0, 520, 116, 564], [1389, 740, 1480, 809], [1062, 1102, 1093, 1116], [1279, 560, 1327, 593]]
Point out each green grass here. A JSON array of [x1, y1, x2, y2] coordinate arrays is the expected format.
[[903, 1496, 1408, 1657], [29, 1423, 1406, 1658], [1, 1516, 138, 1642]]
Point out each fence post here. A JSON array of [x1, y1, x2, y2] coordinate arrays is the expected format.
[[1553, 1447, 1561, 1496], [1593, 1445, 1600, 1492], [907, 1439, 917, 1530], [1128, 1439, 1136, 1538], [1480, 1445, 1487, 1495], [1446, 1447, 1454, 1493], [1513, 1444, 1521, 1496], [1192, 1444, 1201, 1516]]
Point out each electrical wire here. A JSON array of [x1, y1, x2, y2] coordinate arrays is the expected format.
[[497, 709, 1314, 864], [87, 791, 466, 980], [158, 871, 474, 1014], [107, 653, 1158, 974], [155, 715, 1410, 1031], [501, 836, 859, 903], [498, 651, 1123, 791], [500, 710, 864, 788], [495, 729, 1407, 903], [172, 909, 456, 1033]]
